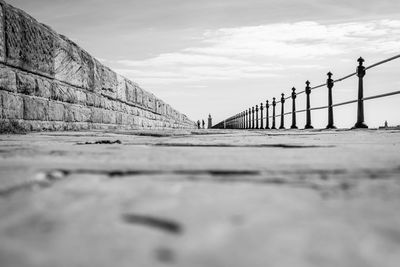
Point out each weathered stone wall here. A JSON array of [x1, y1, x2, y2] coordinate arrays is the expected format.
[[0, 1, 195, 131]]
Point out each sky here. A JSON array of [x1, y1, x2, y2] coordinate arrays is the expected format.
[[8, 0, 400, 128]]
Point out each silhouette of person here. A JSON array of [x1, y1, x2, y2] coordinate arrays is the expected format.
[[202, 120, 205, 129], [197, 120, 201, 129]]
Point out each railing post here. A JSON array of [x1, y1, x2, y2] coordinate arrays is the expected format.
[[252, 107, 255, 129], [245, 110, 248, 129], [326, 72, 336, 129], [266, 100, 270, 129], [243, 112, 245, 129], [304, 80, 313, 129], [272, 98, 276, 129], [241, 113, 243, 129], [291, 87, 298, 129], [279, 93, 285, 129], [255, 105, 259, 129], [260, 103, 264, 129], [354, 57, 368, 129], [249, 108, 252, 129]]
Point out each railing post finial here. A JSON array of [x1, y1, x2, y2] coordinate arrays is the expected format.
[[291, 87, 298, 129], [272, 98, 277, 129], [354, 57, 368, 129], [252, 107, 255, 129], [249, 108, 252, 129], [326, 71, 337, 129], [265, 100, 270, 129], [305, 80, 313, 129], [255, 105, 259, 129], [279, 93, 286, 129], [260, 103, 264, 129]]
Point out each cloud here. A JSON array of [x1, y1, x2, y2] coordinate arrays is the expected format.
[[115, 19, 400, 86]]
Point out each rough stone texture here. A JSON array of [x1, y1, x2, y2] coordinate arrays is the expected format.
[[0, 130, 400, 267], [35, 78, 52, 99], [0, 1, 194, 131], [4, 3, 55, 76], [16, 72, 36, 95], [64, 104, 91, 123], [54, 36, 93, 90], [23, 96, 48, 121], [0, 3, 5, 63], [0, 64, 16, 92], [48, 101, 64, 121], [1, 90, 22, 119]]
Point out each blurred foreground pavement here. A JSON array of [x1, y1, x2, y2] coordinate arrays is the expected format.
[[1, 129, 400, 267]]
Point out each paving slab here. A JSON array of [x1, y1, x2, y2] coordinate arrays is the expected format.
[[0, 129, 400, 267]]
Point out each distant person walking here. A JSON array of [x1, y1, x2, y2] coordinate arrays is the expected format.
[[197, 120, 201, 129], [202, 120, 205, 129]]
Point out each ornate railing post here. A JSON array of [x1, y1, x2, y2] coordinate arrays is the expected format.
[[326, 72, 336, 129], [272, 98, 276, 129], [248, 108, 251, 129], [265, 100, 270, 129], [242, 112, 245, 129], [279, 93, 285, 129], [305, 80, 313, 129], [252, 107, 255, 129], [246, 110, 249, 129], [354, 57, 368, 128], [260, 103, 264, 129], [255, 105, 259, 129], [291, 87, 298, 129]]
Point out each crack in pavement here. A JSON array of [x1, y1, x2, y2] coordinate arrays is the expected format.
[[1, 167, 399, 198], [0, 170, 69, 197], [122, 214, 183, 234]]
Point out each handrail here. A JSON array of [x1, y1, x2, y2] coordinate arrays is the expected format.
[[214, 53, 400, 129]]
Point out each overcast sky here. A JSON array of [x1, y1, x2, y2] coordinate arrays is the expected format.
[[8, 0, 400, 127]]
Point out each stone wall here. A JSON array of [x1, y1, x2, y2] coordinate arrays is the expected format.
[[0, 0, 195, 131]]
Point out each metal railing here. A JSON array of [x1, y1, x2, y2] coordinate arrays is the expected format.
[[213, 54, 400, 129]]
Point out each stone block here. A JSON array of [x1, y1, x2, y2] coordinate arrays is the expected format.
[[1, 91, 23, 119], [116, 75, 127, 102], [148, 93, 156, 111], [101, 65, 117, 98], [36, 78, 52, 99], [125, 80, 136, 103], [23, 96, 48, 120], [102, 110, 116, 124], [64, 104, 91, 122], [0, 4, 5, 63], [91, 107, 102, 123], [4, 4, 55, 76], [16, 72, 36, 95], [51, 83, 77, 103], [136, 86, 143, 106], [86, 92, 95, 106], [111, 100, 120, 111], [48, 101, 64, 121], [93, 58, 102, 93], [76, 90, 87, 104], [120, 113, 130, 125], [116, 112, 123, 124], [142, 90, 149, 108], [0, 65, 17, 92], [54, 36, 94, 89]]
